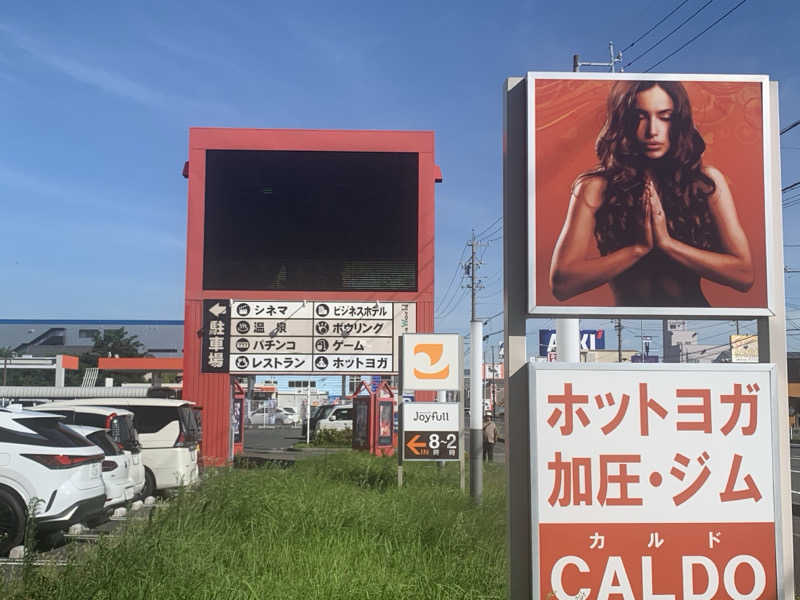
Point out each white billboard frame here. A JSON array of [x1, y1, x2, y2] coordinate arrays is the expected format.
[[525, 71, 775, 318]]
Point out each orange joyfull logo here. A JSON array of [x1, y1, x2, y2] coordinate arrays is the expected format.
[[413, 343, 450, 380]]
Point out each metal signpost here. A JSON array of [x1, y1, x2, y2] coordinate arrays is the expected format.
[[398, 333, 464, 491], [504, 73, 792, 598]]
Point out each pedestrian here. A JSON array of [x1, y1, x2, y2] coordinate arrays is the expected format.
[[483, 413, 498, 462]]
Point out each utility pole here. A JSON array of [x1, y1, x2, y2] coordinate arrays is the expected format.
[[615, 319, 623, 362], [490, 344, 496, 419], [573, 41, 623, 73], [466, 229, 485, 503]]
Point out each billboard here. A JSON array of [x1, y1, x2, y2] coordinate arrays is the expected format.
[[538, 328, 606, 356], [731, 334, 759, 363], [529, 363, 780, 598], [203, 150, 418, 292], [527, 73, 773, 317]]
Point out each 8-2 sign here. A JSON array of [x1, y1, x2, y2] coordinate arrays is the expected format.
[[403, 431, 459, 461]]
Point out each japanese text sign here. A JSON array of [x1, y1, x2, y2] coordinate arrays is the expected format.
[[201, 299, 231, 373], [225, 300, 415, 374], [400, 334, 461, 391], [529, 363, 779, 600]]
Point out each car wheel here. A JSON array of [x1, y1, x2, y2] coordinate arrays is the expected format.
[[142, 468, 157, 499], [0, 488, 25, 556], [85, 511, 110, 529]]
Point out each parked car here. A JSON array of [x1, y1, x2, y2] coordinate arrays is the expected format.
[[29, 404, 145, 500], [314, 405, 353, 435], [0, 407, 106, 555], [301, 404, 334, 438], [35, 399, 200, 497], [65, 425, 135, 515], [248, 406, 300, 427], [278, 406, 300, 426]]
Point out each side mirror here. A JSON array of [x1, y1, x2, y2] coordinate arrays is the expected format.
[[329, 415, 337, 421]]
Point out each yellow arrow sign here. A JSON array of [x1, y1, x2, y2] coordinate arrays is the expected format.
[[405, 434, 427, 456]]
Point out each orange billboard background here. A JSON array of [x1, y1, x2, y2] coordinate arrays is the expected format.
[[533, 78, 768, 309], [539, 522, 776, 598]]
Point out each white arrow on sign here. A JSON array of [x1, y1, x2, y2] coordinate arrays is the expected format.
[[209, 302, 228, 318]]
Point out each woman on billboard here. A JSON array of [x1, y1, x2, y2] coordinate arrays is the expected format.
[[548, 80, 754, 307]]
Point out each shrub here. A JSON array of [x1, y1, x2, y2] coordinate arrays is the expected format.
[[311, 427, 352, 447]]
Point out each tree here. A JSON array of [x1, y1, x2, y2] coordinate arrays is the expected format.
[[0, 346, 15, 386], [67, 328, 148, 386]]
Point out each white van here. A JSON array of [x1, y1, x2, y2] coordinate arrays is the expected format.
[[36, 399, 200, 497]]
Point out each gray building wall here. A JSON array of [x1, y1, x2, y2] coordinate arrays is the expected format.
[[0, 320, 184, 358]]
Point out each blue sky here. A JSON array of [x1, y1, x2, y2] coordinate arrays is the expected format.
[[1, 1, 798, 356]]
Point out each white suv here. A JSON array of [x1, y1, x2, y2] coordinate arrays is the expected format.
[[0, 407, 106, 555]]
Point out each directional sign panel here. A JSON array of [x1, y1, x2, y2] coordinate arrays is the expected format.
[[201, 299, 231, 373], [225, 300, 415, 374], [402, 402, 460, 461]]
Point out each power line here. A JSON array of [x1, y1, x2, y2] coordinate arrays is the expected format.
[[475, 217, 502, 240], [434, 243, 469, 314], [645, 0, 749, 72], [782, 120, 800, 136], [435, 288, 469, 321], [783, 180, 800, 194], [477, 225, 503, 241], [625, 0, 714, 68], [621, 0, 690, 53]]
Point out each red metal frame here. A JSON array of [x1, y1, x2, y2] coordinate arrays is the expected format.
[[183, 128, 437, 464]]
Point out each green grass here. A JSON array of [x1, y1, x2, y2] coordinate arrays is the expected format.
[[3, 452, 506, 599]]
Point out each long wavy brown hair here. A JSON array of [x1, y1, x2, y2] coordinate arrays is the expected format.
[[588, 80, 719, 255]]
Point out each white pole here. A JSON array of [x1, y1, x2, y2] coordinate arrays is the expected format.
[[555, 318, 580, 362], [470, 319, 483, 502], [306, 378, 311, 444]]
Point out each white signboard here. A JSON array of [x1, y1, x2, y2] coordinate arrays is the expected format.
[[227, 300, 415, 374], [529, 363, 779, 599], [402, 402, 460, 461], [400, 333, 461, 391]]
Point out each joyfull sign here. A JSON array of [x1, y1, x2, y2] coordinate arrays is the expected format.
[[402, 402, 460, 461]]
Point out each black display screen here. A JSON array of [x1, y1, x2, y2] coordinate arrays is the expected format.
[[203, 150, 418, 291]]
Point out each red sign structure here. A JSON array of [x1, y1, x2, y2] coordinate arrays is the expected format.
[[531, 363, 779, 600], [182, 129, 439, 464]]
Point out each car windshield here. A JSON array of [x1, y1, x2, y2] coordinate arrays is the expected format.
[[282, 407, 296, 414], [8, 417, 94, 448], [178, 405, 202, 443], [317, 405, 335, 419], [88, 430, 122, 456], [112, 415, 139, 450]]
